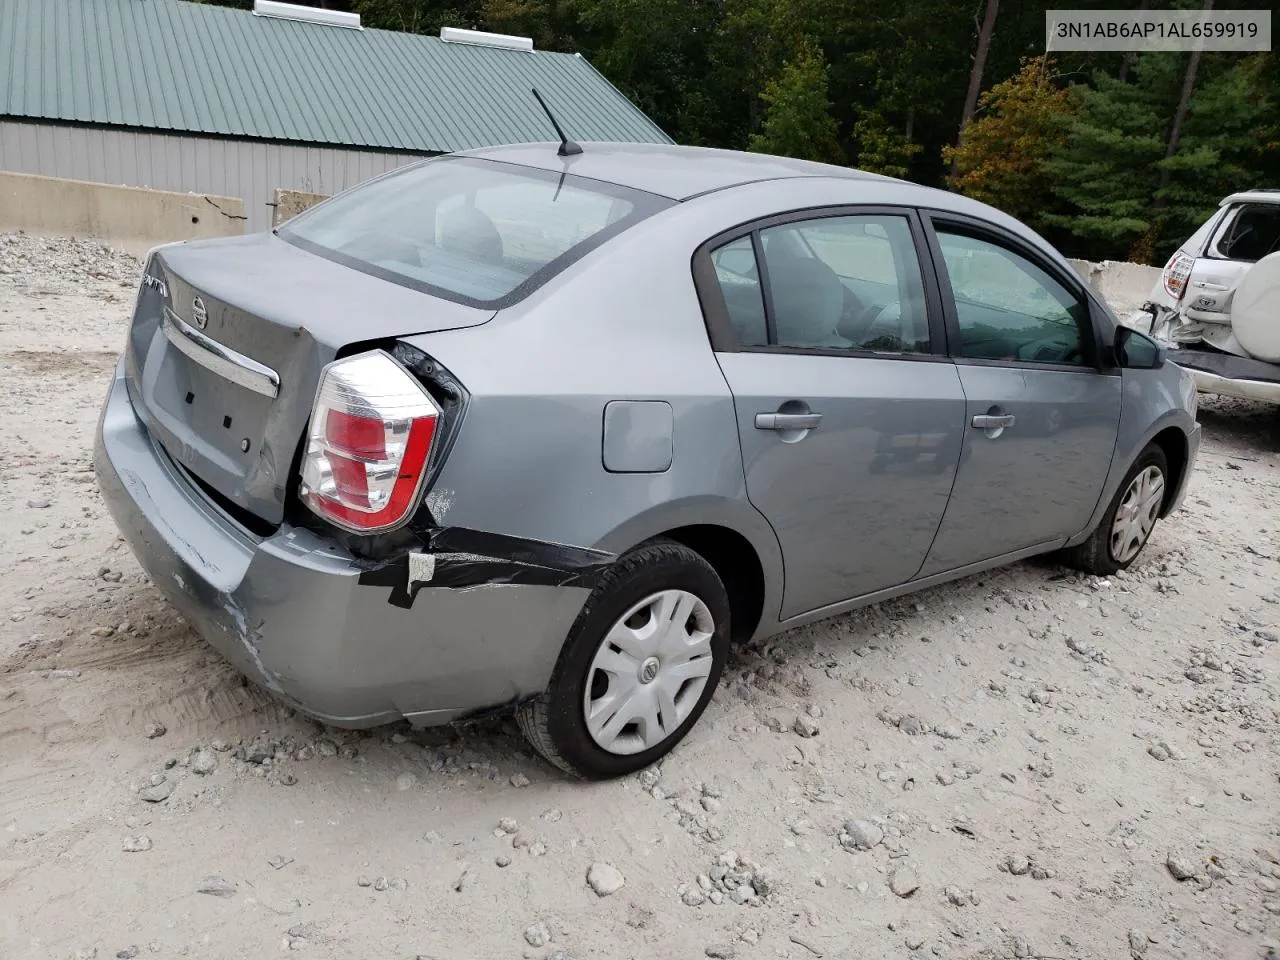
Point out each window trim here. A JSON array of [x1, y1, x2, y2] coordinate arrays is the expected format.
[[921, 210, 1109, 374], [691, 204, 950, 361]]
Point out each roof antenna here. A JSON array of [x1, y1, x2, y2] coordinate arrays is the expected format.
[[531, 87, 582, 157]]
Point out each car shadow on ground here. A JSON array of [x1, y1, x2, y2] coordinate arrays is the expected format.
[[1196, 396, 1279, 451]]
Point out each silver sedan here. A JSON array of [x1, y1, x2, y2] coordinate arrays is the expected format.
[[95, 142, 1200, 779]]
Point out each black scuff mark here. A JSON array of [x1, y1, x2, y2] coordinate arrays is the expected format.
[[203, 196, 249, 221], [354, 528, 615, 609]]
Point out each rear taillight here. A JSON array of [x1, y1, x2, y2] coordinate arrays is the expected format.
[[1162, 251, 1194, 300], [299, 350, 439, 533]]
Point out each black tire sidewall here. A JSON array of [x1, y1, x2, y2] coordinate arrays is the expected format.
[[1101, 444, 1169, 569], [542, 543, 730, 780]]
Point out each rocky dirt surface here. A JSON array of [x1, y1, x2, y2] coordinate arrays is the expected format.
[[1, 231, 1277, 960]]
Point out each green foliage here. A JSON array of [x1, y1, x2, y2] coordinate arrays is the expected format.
[[1042, 55, 1179, 260], [1045, 52, 1275, 262], [851, 108, 920, 179], [186, 0, 1280, 261], [944, 57, 1072, 230], [747, 37, 843, 164]]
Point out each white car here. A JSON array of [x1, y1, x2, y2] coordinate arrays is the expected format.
[[1130, 190, 1280, 404]]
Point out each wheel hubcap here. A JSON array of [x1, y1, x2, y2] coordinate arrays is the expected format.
[[583, 589, 716, 756], [1109, 465, 1165, 564]]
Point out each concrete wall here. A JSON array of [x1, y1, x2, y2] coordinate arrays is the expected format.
[[1069, 258, 1162, 317], [0, 171, 244, 256], [0, 120, 425, 233], [272, 188, 329, 227]]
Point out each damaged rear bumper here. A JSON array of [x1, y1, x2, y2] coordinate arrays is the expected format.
[[93, 360, 593, 728], [1167, 346, 1280, 406]]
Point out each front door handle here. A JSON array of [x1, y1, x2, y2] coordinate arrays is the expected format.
[[971, 414, 1015, 429], [755, 412, 823, 431]]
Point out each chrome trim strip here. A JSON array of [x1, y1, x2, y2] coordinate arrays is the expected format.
[[162, 307, 280, 399]]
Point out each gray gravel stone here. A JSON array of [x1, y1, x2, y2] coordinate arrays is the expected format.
[[793, 715, 820, 738], [121, 835, 152, 852], [116, 947, 140, 959], [1147, 743, 1171, 762], [144, 721, 166, 740], [524, 922, 551, 947], [750, 869, 775, 897], [840, 819, 883, 851], [898, 715, 926, 735], [682, 888, 706, 906], [1167, 851, 1198, 881], [496, 854, 511, 868], [586, 861, 625, 897], [1128, 929, 1149, 956], [244, 740, 274, 764], [889, 867, 920, 897], [705, 945, 736, 959], [1006, 854, 1030, 876], [637, 767, 661, 790], [191, 750, 218, 776], [510, 772, 531, 787], [196, 875, 236, 897], [138, 781, 172, 803], [498, 817, 519, 834]]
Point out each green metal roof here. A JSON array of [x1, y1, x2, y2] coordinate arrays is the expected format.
[[0, 0, 671, 152]]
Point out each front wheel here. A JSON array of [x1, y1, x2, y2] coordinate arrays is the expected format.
[[1061, 442, 1169, 576], [518, 540, 730, 780]]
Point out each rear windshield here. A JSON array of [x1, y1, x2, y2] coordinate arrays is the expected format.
[[279, 157, 670, 307], [1208, 203, 1280, 263]]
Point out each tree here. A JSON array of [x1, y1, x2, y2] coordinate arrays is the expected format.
[[954, 0, 1000, 165], [1154, 53, 1275, 255], [1043, 54, 1182, 260], [748, 37, 844, 164], [944, 56, 1072, 229], [852, 109, 921, 179]]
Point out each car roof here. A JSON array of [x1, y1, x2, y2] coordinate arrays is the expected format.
[[454, 141, 897, 201], [1221, 190, 1280, 207]]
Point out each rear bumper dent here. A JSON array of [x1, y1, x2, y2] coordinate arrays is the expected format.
[[94, 360, 588, 727]]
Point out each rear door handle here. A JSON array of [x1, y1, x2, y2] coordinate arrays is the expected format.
[[755, 412, 822, 431], [971, 414, 1015, 429]]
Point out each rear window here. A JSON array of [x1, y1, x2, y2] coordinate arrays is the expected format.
[[1208, 203, 1280, 263], [279, 157, 670, 307]]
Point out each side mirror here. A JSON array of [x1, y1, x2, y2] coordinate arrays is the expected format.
[[1114, 325, 1165, 370]]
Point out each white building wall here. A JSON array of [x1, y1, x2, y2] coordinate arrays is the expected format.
[[0, 120, 425, 233]]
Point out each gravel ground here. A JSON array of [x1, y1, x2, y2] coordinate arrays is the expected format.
[[1, 231, 1277, 960]]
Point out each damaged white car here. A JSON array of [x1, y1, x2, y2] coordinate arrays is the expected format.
[[1129, 190, 1280, 404]]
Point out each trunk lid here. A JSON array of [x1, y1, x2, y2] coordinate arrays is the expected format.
[[125, 232, 493, 526]]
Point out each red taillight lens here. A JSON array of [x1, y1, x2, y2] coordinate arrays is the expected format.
[[1162, 251, 1193, 301], [299, 350, 440, 533]]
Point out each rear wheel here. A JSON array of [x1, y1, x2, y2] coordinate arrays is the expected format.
[[517, 540, 729, 780], [1061, 442, 1168, 576]]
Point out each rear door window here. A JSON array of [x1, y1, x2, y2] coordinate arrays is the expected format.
[[1208, 203, 1280, 263], [280, 157, 670, 307], [703, 212, 934, 355]]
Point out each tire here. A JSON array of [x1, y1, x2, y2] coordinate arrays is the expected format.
[[1061, 442, 1169, 576], [517, 539, 730, 780]]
